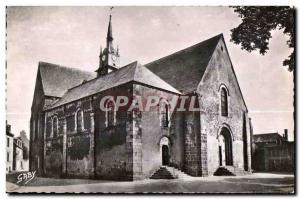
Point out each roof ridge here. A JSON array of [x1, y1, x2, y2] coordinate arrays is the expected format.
[[65, 61, 139, 92], [145, 33, 223, 67], [48, 61, 180, 110]]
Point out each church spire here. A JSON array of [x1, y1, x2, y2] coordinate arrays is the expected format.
[[96, 10, 120, 77], [107, 15, 113, 42]]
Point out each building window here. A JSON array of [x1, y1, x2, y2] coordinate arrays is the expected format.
[[75, 109, 84, 132], [52, 116, 58, 138], [7, 138, 9, 147], [220, 87, 228, 117], [37, 118, 39, 140], [159, 99, 170, 128], [32, 120, 36, 141], [7, 152, 9, 162], [105, 100, 116, 127]]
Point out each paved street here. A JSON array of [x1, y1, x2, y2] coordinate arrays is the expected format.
[[7, 173, 294, 194]]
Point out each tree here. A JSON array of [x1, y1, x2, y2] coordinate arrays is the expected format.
[[230, 6, 295, 71]]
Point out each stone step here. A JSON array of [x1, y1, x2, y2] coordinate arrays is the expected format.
[[150, 167, 176, 179], [213, 166, 235, 176], [164, 166, 191, 179]]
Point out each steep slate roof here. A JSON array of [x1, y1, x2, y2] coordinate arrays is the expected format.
[[38, 62, 96, 97], [253, 133, 283, 143], [145, 34, 222, 93], [48, 61, 181, 109]]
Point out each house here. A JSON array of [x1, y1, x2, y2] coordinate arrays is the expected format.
[[252, 129, 294, 172], [30, 15, 252, 180], [6, 122, 14, 173], [13, 137, 26, 171]]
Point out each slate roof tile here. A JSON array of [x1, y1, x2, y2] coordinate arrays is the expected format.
[[145, 34, 222, 93], [41, 34, 223, 109], [38, 62, 96, 97], [47, 61, 181, 109]]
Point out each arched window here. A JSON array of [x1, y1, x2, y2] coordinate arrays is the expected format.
[[106, 100, 116, 127], [220, 87, 228, 117], [159, 99, 169, 128], [32, 119, 36, 141], [52, 116, 58, 138], [75, 109, 84, 132]]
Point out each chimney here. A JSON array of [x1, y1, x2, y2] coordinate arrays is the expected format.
[[284, 129, 288, 141]]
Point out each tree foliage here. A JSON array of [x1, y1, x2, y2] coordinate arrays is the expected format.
[[230, 6, 295, 71]]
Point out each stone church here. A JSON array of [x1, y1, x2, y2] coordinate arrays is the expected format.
[[30, 15, 253, 180]]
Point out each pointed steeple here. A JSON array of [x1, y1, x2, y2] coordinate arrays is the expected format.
[[96, 11, 120, 77], [107, 15, 113, 50], [107, 15, 113, 39]]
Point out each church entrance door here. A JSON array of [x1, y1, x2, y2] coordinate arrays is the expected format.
[[218, 127, 233, 166], [162, 145, 169, 166], [219, 135, 226, 166]]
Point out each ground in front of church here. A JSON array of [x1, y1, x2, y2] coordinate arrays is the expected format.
[[6, 172, 294, 194]]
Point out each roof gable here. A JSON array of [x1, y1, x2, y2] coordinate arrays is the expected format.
[[38, 62, 96, 97], [48, 61, 180, 109], [199, 36, 248, 111], [145, 34, 222, 93]]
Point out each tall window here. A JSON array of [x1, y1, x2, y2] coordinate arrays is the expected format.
[[37, 118, 39, 139], [106, 100, 115, 127], [7, 152, 9, 162], [221, 87, 228, 116], [160, 100, 169, 127], [52, 116, 58, 138], [7, 138, 9, 147], [32, 120, 36, 141], [76, 109, 84, 132]]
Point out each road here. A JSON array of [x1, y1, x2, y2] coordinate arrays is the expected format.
[[6, 173, 294, 194]]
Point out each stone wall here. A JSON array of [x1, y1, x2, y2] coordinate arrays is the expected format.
[[44, 96, 95, 178], [30, 70, 45, 176], [183, 110, 201, 176], [197, 38, 251, 176], [169, 111, 185, 170], [94, 84, 134, 180], [43, 83, 134, 180], [133, 84, 183, 179]]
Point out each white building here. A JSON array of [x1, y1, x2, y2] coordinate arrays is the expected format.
[[6, 123, 14, 173]]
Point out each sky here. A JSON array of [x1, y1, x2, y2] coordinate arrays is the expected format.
[[6, 6, 294, 140]]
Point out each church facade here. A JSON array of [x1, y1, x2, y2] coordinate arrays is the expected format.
[[30, 16, 253, 180]]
